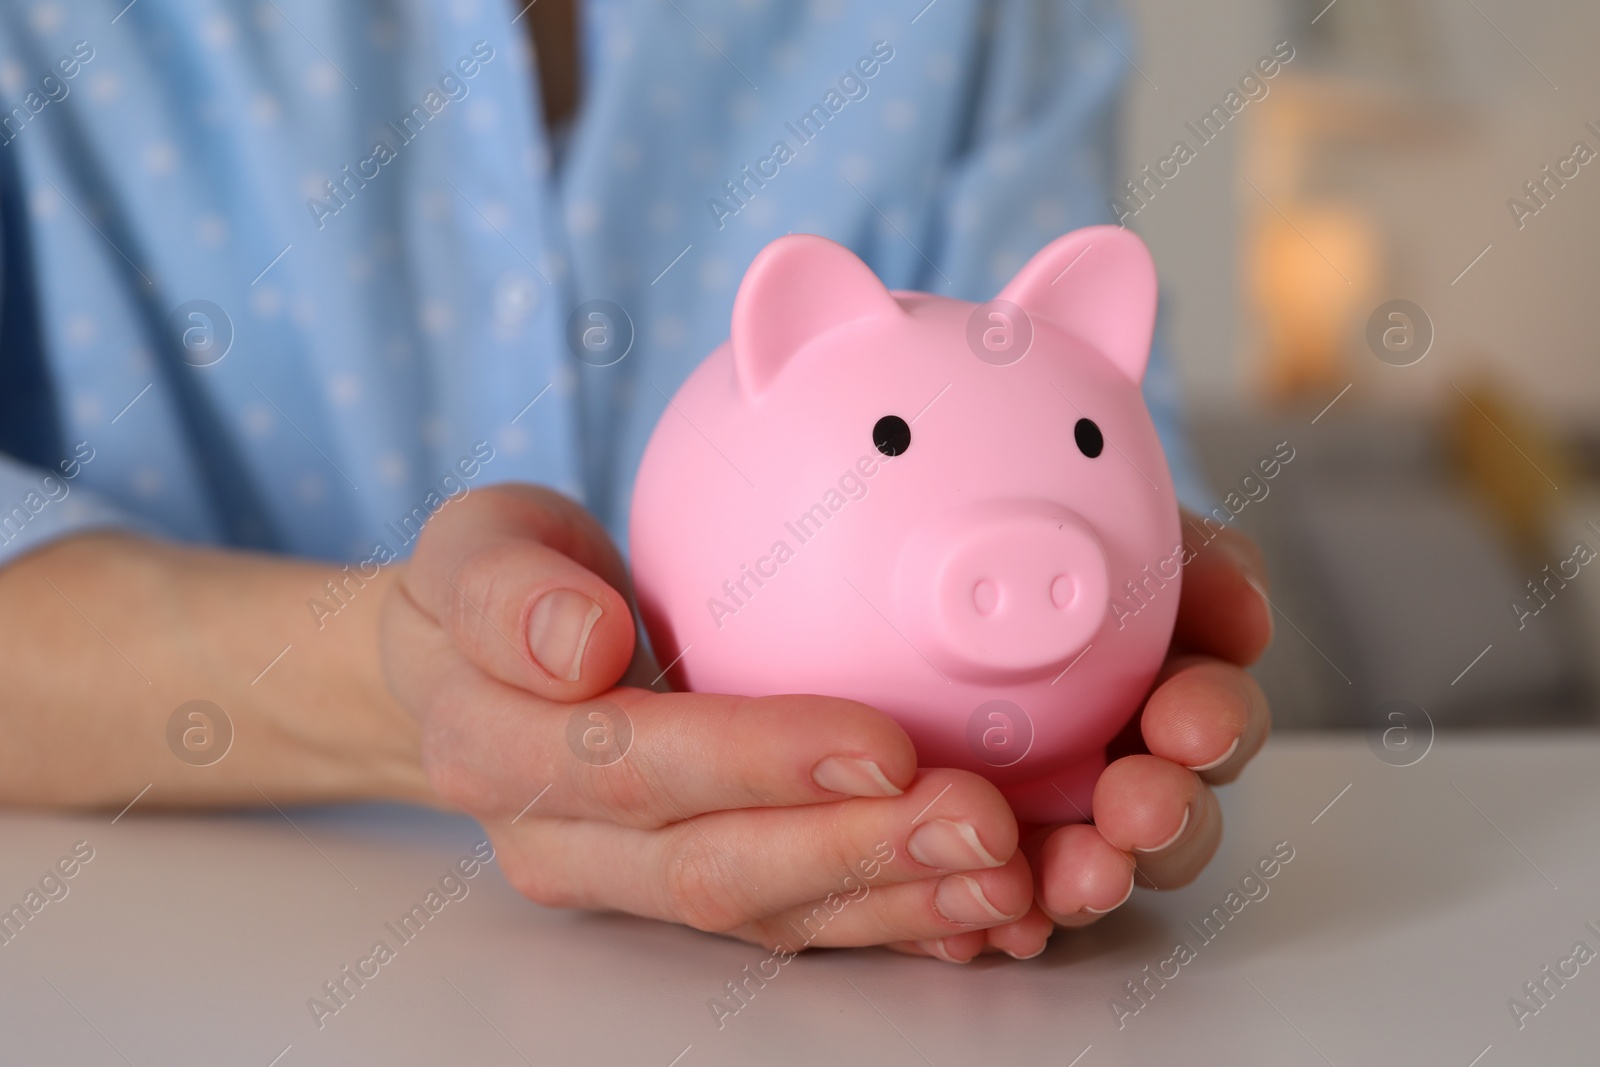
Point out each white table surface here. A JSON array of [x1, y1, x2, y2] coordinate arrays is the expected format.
[[1, 733, 1595, 1066]]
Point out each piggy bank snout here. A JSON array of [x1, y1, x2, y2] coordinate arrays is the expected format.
[[896, 503, 1108, 683]]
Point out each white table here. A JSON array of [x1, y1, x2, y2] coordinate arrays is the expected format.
[[1, 734, 1594, 1066]]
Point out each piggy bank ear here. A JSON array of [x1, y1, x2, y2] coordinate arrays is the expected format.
[[731, 234, 902, 401], [996, 226, 1157, 383]]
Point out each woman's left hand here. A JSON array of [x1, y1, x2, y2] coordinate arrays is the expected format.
[[888, 510, 1276, 961]]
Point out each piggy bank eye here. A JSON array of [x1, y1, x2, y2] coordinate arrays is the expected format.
[[873, 415, 911, 457], [1074, 418, 1104, 458]]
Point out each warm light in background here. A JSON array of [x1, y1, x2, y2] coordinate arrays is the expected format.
[[1249, 198, 1378, 398]]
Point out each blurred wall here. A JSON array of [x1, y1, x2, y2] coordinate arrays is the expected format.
[[1118, 0, 1274, 407], [1120, 0, 1600, 421]]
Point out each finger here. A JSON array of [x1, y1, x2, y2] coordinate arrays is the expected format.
[[1140, 655, 1271, 785], [418, 674, 920, 825], [736, 851, 1034, 951], [1092, 755, 1223, 890], [1025, 822, 1138, 926], [980, 905, 1054, 959], [400, 484, 636, 700], [494, 769, 1018, 930], [1175, 508, 1273, 666], [884, 931, 991, 964]]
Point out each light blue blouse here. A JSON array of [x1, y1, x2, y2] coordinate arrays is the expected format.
[[0, 0, 1204, 568]]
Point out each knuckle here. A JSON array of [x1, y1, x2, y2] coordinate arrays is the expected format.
[[579, 757, 668, 829], [659, 829, 754, 933], [445, 546, 510, 641]]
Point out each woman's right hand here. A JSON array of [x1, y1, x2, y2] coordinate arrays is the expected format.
[[380, 484, 1037, 959]]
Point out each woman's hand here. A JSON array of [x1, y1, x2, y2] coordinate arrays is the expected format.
[[889, 511, 1275, 962], [381, 484, 1036, 953]]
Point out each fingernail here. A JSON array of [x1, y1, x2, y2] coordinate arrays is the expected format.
[[934, 875, 1012, 925], [1005, 942, 1049, 960], [915, 938, 972, 964], [1083, 870, 1136, 915], [527, 589, 603, 682], [908, 820, 1003, 870], [1133, 805, 1191, 854], [1186, 735, 1240, 773], [811, 757, 902, 798]]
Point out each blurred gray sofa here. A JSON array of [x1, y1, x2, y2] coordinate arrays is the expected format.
[[1189, 411, 1597, 730]]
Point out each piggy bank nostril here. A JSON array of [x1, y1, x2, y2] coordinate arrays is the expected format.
[[972, 579, 1000, 616], [895, 503, 1113, 681]]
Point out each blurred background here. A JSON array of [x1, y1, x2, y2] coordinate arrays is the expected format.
[[1120, 0, 1600, 730]]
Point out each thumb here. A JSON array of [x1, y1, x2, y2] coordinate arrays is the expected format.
[[400, 484, 636, 701], [1174, 508, 1272, 666]]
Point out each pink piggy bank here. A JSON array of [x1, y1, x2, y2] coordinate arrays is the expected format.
[[629, 226, 1180, 824]]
